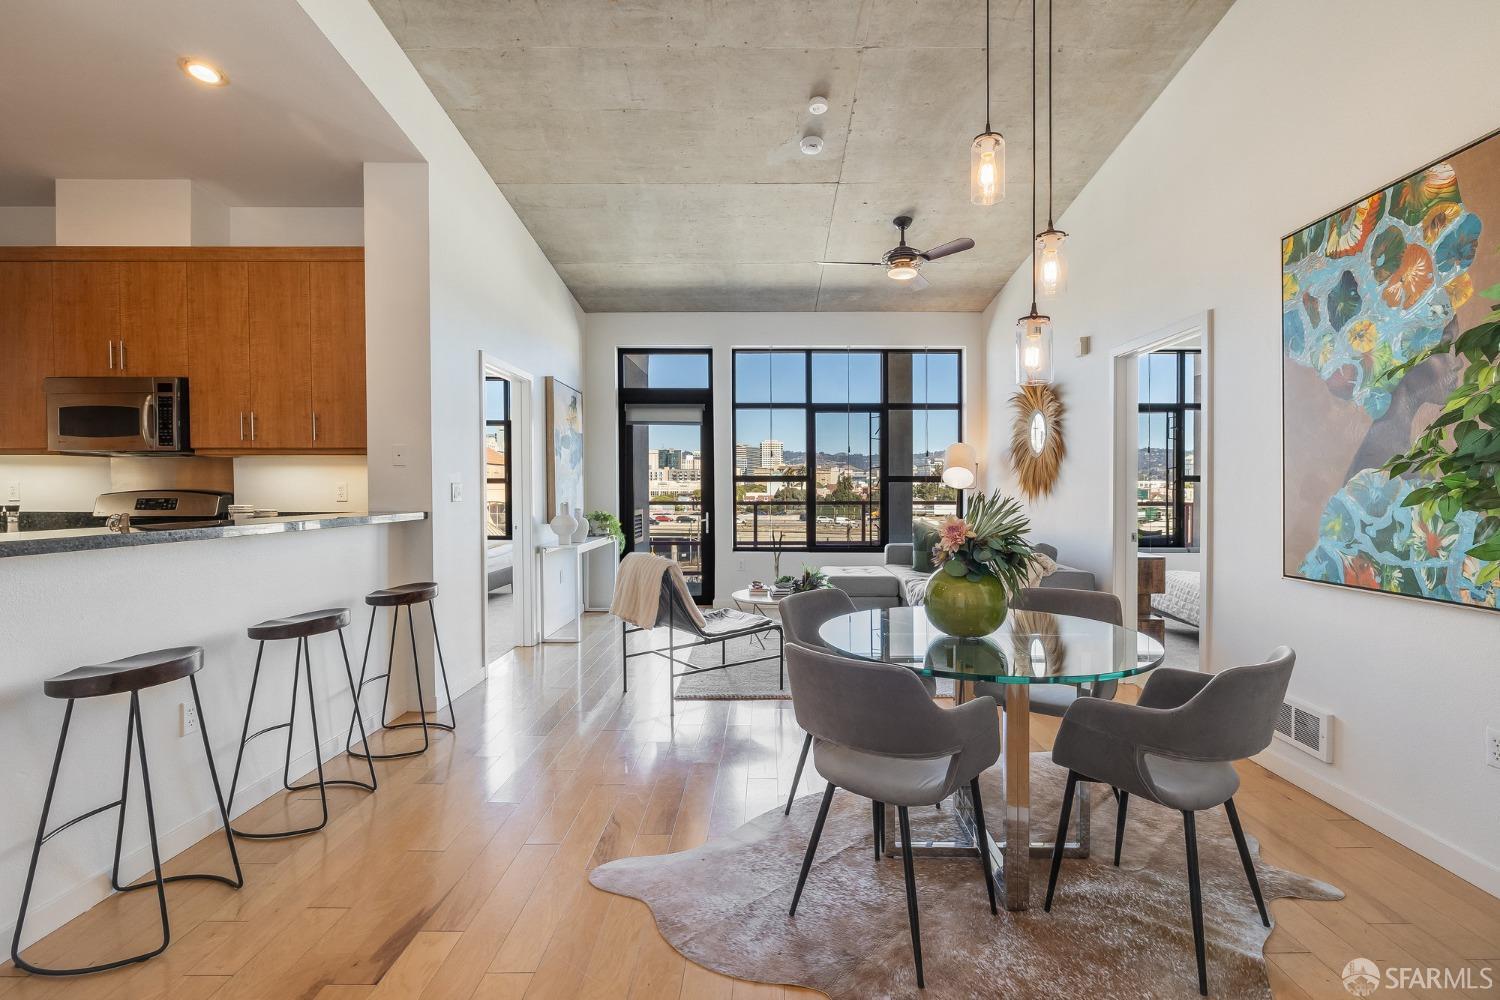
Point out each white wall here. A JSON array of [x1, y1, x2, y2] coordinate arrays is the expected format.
[[300, 2, 586, 707], [981, 0, 1500, 895], [0, 207, 55, 245], [54, 179, 198, 245], [585, 312, 986, 601], [0, 456, 111, 510], [228, 206, 364, 246], [232, 455, 368, 512]]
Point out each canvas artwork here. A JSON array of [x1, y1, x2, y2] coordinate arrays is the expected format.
[[1283, 129, 1500, 610], [546, 377, 584, 518]]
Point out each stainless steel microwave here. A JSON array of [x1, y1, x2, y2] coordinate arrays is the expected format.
[[44, 377, 190, 455]]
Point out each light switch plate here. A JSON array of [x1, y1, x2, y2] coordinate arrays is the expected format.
[[1076, 335, 1092, 357], [392, 444, 408, 467], [449, 480, 463, 502]]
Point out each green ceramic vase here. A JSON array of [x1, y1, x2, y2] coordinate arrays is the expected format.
[[923, 570, 1009, 637]]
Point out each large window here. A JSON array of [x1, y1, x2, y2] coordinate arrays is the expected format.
[[484, 376, 511, 540], [1138, 349, 1200, 549], [732, 349, 963, 551]]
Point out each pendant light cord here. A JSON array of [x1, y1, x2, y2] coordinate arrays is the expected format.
[[1029, 0, 1038, 310], [984, 0, 991, 132], [1047, 0, 1054, 227]]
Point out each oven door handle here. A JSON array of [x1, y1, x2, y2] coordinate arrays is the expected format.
[[141, 393, 159, 449]]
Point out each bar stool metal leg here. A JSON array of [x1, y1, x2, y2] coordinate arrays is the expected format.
[[346, 599, 455, 761]]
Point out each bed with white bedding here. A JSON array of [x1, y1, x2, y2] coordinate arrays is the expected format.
[[1150, 569, 1201, 628], [487, 540, 514, 592]]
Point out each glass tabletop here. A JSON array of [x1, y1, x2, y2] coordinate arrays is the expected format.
[[818, 607, 1165, 685]]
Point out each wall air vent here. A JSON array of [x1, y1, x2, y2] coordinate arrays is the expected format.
[[1273, 697, 1333, 764]]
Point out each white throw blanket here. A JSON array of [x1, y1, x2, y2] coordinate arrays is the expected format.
[[610, 552, 707, 630]]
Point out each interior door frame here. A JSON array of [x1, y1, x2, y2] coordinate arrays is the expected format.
[[1108, 310, 1214, 671], [616, 347, 716, 603], [479, 351, 538, 652]]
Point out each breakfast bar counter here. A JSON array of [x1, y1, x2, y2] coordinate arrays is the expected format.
[[0, 511, 427, 559]]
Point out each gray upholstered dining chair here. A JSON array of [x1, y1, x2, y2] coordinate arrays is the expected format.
[[778, 588, 854, 816], [785, 643, 1000, 989], [1043, 647, 1296, 996], [978, 587, 1124, 718]]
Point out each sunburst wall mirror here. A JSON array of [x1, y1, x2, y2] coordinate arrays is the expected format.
[[1010, 383, 1065, 500]]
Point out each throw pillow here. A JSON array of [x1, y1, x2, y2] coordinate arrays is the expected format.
[[912, 518, 941, 573]]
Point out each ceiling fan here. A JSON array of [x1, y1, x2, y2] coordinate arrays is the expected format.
[[818, 215, 975, 291]]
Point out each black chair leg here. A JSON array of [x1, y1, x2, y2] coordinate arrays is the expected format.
[[1114, 790, 1130, 866], [969, 779, 998, 915], [896, 806, 925, 989], [1044, 770, 1078, 911], [785, 733, 811, 816], [872, 800, 885, 861], [1225, 798, 1269, 927], [1183, 810, 1208, 996], [789, 783, 836, 917], [621, 620, 629, 693]]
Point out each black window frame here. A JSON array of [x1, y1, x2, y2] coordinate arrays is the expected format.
[[484, 375, 512, 541], [1137, 349, 1201, 551], [731, 348, 964, 553]]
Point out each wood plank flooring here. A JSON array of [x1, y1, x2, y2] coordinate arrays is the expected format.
[[3, 613, 1497, 998]]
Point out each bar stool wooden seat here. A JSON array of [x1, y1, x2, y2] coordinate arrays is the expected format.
[[11, 646, 243, 977], [226, 608, 376, 840], [346, 581, 455, 760]]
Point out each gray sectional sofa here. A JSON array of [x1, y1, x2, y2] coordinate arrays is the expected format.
[[820, 541, 1096, 611]]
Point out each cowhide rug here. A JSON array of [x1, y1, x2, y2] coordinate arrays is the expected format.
[[591, 754, 1341, 998]]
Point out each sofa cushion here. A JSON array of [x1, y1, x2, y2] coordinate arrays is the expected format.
[[821, 564, 902, 598], [911, 519, 940, 573], [888, 565, 930, 606]]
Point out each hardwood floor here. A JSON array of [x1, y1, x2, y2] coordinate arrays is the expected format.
[[4, 613, 1497, 998]]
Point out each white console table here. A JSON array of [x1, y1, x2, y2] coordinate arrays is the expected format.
[[538, 536, 618, 643]]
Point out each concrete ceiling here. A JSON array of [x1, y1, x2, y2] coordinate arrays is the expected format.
[[376, 0, 1232, 312], [0, 0, 420, 207]]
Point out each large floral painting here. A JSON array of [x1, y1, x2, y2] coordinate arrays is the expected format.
[[1283, 129, 1500, 610]]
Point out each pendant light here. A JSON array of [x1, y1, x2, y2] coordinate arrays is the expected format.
[[1034, 0, 1067, 298], [969, 0, 1005, 205], [1016, 0, 1053, 385]]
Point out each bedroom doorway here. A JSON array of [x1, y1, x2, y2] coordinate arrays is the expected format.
[[484, 373, 519, 663], [1110, 312, 1213, 672]]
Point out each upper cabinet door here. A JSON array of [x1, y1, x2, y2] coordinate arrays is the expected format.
[[247, 261, 312, 449], [186, 262, 250, 450], [119, 262, 187, 373], [309, 261, 366, 450], [51, 261, 120, 376], [0, 263, 53, 451]]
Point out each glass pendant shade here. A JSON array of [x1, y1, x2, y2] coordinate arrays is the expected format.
[[1015, 312, 1054, 385], [940, 442, 978, 489], [1035, 229, 1067, 298], [970, 132, 1005, 206]]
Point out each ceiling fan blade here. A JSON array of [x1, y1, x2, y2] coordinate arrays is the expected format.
[[920, 238, 974, 261], [903, 271, 931, 291], [818, 261, 884, 267]]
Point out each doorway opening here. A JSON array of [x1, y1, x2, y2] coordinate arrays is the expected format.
[[484, 373, 518, 663], [618, 349, 715, 602], [1110, 313, 1212, 672]]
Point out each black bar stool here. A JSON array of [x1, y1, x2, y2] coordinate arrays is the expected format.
[[346, 582, 455, 760], [226, 608, 376, 839], [11, 646, 243, 976]]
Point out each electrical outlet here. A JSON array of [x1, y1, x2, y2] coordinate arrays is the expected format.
[[1487, 727, 1500, 770], [335, 482, 349, 503], [449, 480, 463, 502], [6, 483, 18, 502], [180, 701, 199, 738]]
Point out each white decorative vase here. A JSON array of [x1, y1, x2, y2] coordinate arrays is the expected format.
[[571, 514, 590, 544], [550, 503, 579, 544]]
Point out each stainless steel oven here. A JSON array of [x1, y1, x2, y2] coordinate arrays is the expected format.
[[44, 377, 190, 455]]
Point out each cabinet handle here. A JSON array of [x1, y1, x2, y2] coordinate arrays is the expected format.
[[240, 412, 245, 442], [250, 411, 256, 441], [312, 412, 319, 443], [120, 340, 126, 370], [108, 340, 114, 370]]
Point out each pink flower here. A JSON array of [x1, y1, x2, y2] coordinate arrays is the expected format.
[[936, 515, 973, 554]]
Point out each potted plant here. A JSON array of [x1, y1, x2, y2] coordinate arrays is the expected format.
[[924, 490, 1040, 637], [586, 510, 625, 552]]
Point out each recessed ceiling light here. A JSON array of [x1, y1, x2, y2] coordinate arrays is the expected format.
[[179, 58, 228, 87]]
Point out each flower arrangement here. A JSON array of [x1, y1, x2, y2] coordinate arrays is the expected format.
[[776, 565, 828, 594], [931, 490, 1040, 596]]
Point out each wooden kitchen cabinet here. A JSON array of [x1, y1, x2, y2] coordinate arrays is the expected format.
[[246, 261, 313, 450], [0, 263, 53, 452], [309, 261, 366, 450], [119, 261, 187, 373], [186, 261, 251, 449], [50, 261, 120, 376], [49, 261, 186, 376]]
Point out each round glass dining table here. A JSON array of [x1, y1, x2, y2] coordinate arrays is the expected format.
[[818, 607, 1166, 910]]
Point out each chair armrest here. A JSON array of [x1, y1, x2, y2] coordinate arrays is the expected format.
[[1137, 667, 1213, 710], [946, 695, 1001, 784]]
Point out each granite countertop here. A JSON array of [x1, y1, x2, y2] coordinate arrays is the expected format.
[[0, 511, 428, 558]]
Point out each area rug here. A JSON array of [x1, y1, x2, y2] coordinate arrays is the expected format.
[[675, 631, 789, 700], [591, 754, 1341, 999]]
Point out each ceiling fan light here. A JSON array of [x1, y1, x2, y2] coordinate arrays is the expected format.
[[1035, 228, 1067, 298], [888, 260, 920, 281], [970, 131, 1005, 206]]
